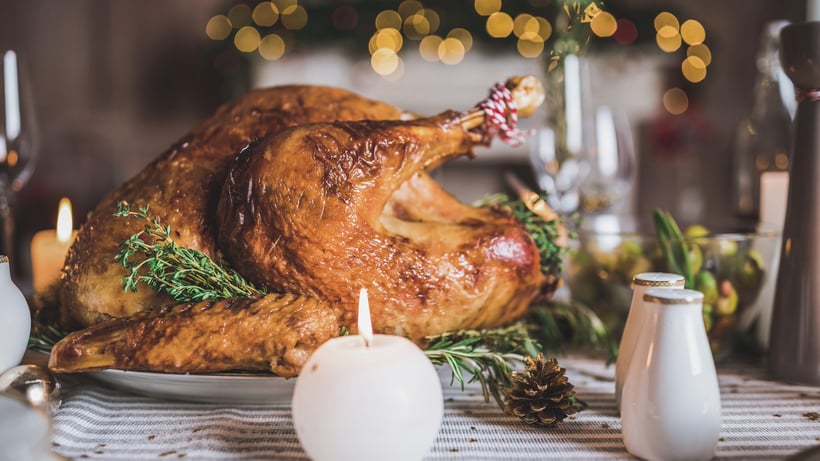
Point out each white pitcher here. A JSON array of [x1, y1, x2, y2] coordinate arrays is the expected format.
[[615, 272, 685, 411], [0, 256, 31, 373], [621, 288, 721, 461]]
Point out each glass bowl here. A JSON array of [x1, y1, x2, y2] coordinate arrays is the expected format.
[[566, 215, 781, 359]]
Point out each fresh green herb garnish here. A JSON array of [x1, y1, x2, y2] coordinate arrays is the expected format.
[[527, 301, 617, 364], [424, 324, 540, 408], [27, 322, 69, 353], [114, 202, 267, 302]]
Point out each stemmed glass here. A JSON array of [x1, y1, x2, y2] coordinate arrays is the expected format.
[[576, 106, 635, 214], [529, 105, 634, 215], [0, 50, 39, 263]]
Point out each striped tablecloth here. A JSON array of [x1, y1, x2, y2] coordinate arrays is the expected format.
[[48, 357, 820, 460]]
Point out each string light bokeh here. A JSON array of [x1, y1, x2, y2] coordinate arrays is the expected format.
[[205, 1, 712, 114]]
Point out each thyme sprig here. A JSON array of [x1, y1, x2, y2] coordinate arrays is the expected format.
[[424, 324, 540, 408], [476, 192, 569, 280], [113, 202, 266, 302]]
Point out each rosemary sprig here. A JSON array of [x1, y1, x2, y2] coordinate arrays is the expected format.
[[27, 322, 69, 353], [476, 192, 569, 280], [424, 324, 541, 408], [114, 202, 266, 302]]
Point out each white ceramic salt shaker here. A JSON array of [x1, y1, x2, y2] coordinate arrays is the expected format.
[[621, 288, 721, 461], [0, 256, 31, 373], [615, 272, 685, 411]]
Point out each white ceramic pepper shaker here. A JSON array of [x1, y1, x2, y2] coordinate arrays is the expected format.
[[621, 288, 721, 461], [0, 255, 31, 373], [615, 272, 685, 411]]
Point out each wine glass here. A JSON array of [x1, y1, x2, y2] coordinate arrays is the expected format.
[[577, 106, 635, 214], [0, 50, 39, 263], [528, 105, 634, 215]]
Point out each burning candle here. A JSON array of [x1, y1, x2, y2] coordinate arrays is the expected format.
[[31, 198, 77, 293], [292, 289, 443, 461]]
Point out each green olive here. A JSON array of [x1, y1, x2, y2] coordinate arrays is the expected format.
[[695, 271, 718, 305], [736, 249, 765, 302], [715, 279, 739, 316], [617, 240, 644, 260], [702, 303, 714, 332], [687, 244, 704, 275], [685, 224, 710, 240]]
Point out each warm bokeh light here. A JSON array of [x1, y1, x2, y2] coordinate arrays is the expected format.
[[517, 38, 544, 58], [775, 152, 789, 170], [438, 37, 465, 65], [656, 25, 678, 39], [682, 55, 707, 82], [381, 56, 405, 82], [404, 13, 430, 39], [234, 26, 261, 52], [398, 0, 423, 18], [206, 15, 232, 40], [253, 2, 279, 27], [447, 28, 473, 52], [423, 9, 440, 34], [681, 19, 706, 45], [259, 33, 286, 60], [535, 16, 552, 41], [419, 35, 443, 61], [687, 43, 712, 66], [474, 0, 501, 16], [273, 0, 297, 10], [513, 14, 535, 38], [591, 11, 617, 37], [614, 18, 638, 45], [369, 28, 403, 53], [656, 32, 682, 53], [663, 87, 689, 115], [281, 5, 308, 30], [228, 4, 252, 28], [375, 10, 402, 30], [371, 48, 400, 75], [486, 12, 514, 38], [654, 12, 679, 32]]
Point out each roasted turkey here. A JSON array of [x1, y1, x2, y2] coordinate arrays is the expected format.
[[50, 77, 555, 377]]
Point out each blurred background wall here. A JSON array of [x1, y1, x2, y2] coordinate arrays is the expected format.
[[0, 0, 807, 281]]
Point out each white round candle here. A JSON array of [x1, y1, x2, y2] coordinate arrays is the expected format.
[[292, 290, 443, 461]]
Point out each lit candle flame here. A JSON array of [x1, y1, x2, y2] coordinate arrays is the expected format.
[[56, 197, 73, 243], [358, 288, 374, 347]]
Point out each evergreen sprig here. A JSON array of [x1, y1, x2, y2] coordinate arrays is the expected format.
[[424, 324, 541, 408], [113, 202, 266, 302]]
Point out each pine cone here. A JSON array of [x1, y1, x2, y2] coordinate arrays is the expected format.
[[503, 353, 578, 426]]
